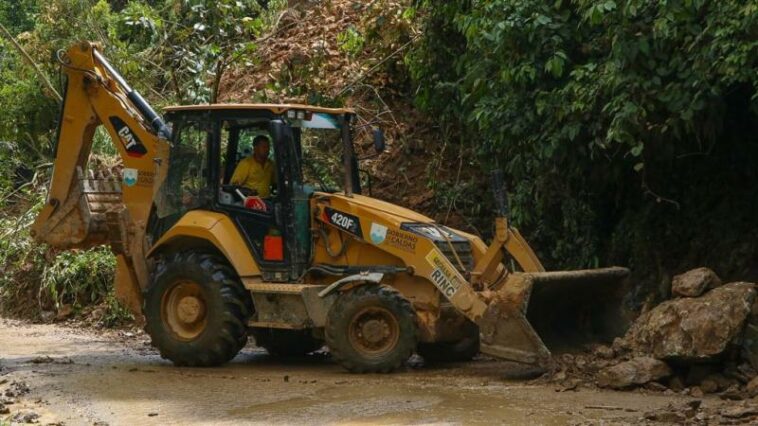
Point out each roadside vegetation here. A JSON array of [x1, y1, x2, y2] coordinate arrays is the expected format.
[[0, 0, 756, 321]]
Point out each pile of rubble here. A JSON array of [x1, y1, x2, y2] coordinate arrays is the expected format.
[[549, 267, 758, 421]]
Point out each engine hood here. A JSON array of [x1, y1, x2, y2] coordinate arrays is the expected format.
[[318, 192, 435, 224]]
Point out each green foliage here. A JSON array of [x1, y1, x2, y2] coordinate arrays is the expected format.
[[0, 190, 128, 324], [410, 0, 758, 296], [0, 0, 279, 322], [41, 247, 115, 310], [0, 195, 47, 314], [119, 0, 265, 103], [0, 0, 38, 35], [338, 26, 366, 56]]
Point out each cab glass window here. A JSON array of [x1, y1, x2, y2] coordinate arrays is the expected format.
[[155, 121, 210, 217]]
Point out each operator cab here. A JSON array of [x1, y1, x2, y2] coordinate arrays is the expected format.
[[150, 104, 361, 282]]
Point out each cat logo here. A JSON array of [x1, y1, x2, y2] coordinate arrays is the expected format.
[[109, 116, 147, 157]]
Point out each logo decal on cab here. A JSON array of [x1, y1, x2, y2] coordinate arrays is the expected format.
[[370, 223, 387, 244]]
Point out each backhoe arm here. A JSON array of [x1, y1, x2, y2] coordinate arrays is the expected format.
[[31, 41, 170, 314]]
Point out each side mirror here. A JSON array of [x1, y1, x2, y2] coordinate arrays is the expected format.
[[373, 128, 385, 153]]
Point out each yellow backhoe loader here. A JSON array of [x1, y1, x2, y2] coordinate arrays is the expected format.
[[32, 41, 630, 373]]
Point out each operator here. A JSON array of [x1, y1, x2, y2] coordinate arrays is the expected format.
[[230, 135, 276, 198]]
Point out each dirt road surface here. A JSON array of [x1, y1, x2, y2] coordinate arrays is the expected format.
[[0, 318, 729, 425]]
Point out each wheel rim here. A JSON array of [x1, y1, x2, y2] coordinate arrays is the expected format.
[[161, 280, 208, 341], [347, 306, 400, 358]]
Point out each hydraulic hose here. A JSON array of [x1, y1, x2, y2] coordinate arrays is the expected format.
[[92, 48, 172, 140]]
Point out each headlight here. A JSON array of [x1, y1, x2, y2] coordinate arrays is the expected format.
[[400, 223, 467, 242]]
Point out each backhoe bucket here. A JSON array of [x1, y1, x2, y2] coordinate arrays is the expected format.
[[478, 267, 630, 371]]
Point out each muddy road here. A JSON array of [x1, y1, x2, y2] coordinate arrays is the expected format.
[[0, 318, 735, 425]]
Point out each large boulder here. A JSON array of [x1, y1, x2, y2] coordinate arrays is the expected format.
[[625, 282, 756, 360], [671, 267, 722, 298], [747, 376, 758, 398], [596, 357, 672, 389], [743, 299, 758, 370]]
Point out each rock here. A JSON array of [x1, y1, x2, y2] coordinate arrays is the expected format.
[[611, 337, 630, 355], [668, 376, 685, 392], [56, 304, 74, 320], [590, 359, 609, 370], [5, 381, 30, 397], [644, 410, 685, 423], [690, 386, 704, 398], [643, 400, 700, 423], [700, 379, 719, 394], [0, 402, 8, 414], [11, 411, 40, 423], [594, 345, 615, 360], [39, 310, 55, 322], [551, 370, 567, 382], [721, 403, 758, 419], [704, 373, 737, 391], [625, 282, 757, 360], [748, 376, 758, 397], [682, 400, 702, 418], [556, 378, 581, 392], [644, 382, 668, 392], [671, 267, 722, 298], [597, 357, 672, 389], [742, 312, 758, 370], [574, 355, 587, 370], [719, 384, 747, 400], [737, 362, 756, 380]]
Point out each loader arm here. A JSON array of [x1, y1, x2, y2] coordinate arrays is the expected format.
[[31, 41, 170, 314]]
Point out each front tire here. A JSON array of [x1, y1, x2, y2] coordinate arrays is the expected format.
[[144, 251, 252, 367], [326, 285, 416, 373]]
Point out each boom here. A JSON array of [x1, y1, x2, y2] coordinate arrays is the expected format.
[[31, 41, 170, 314]]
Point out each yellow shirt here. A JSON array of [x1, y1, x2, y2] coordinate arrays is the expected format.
[[230, 157, 276, 197]]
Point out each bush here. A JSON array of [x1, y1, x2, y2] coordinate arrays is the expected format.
[[41, 248, 115, 311]]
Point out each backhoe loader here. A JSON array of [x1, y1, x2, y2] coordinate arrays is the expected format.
[[32, 41, 630, 373]]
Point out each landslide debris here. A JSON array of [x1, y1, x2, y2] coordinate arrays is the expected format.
[[671, 267, 723, 298], [544, 267, 758, 418], [595, 357, 671, 390], [625, 281, 755, 360]]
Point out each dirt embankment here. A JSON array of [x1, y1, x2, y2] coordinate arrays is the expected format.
[[219, 0, 473, 230]]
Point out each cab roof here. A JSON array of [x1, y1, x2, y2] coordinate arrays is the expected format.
[[162, 103, 355, 115]]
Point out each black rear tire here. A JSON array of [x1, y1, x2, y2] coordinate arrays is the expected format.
[[252, 328, 323, 357], [326, 285, 416, 373], [144, 251, 252, 367]]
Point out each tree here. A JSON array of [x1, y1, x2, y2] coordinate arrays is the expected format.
[[409, 0, 758, 296]]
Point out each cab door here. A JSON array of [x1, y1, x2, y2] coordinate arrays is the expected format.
[[213, 119, 290, 281]]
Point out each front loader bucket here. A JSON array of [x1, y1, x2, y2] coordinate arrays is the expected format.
[[526, 267, 631, 351], [478, 267, 630, 371]]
